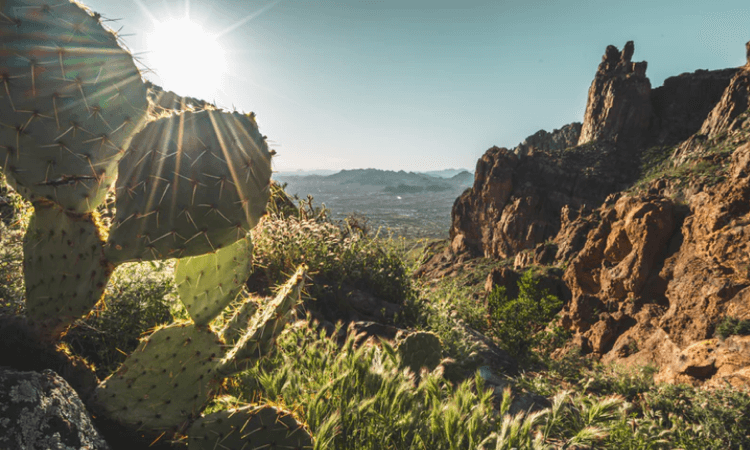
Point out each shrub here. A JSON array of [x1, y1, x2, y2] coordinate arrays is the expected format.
[[633, 383, 750, 449], [406, 280, 488, 359], [251, 211, 414, 319], [715, 315, 750, 340], [488, 269, 563, 360]]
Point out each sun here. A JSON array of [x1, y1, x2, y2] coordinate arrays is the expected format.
[[146, 17, 226, 100]]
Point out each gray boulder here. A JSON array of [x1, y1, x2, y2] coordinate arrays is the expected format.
[[0, 366, 109, 450]]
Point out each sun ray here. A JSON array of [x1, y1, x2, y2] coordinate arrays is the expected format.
[[215, 0, 282, 39], [132, 0, 161, 27]]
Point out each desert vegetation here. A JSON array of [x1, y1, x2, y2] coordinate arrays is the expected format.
[[2, 181, 749, 449]]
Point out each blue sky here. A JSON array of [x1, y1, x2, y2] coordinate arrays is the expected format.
[[83, 0, 750, 172]]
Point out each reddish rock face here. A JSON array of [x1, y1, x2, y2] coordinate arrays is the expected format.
[[578, 41, 653, 147], [557, 143, 750, 386], [450, 138, 641, 260], [439, 40, 750, 388]]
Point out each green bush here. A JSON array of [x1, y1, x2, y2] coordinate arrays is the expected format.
[[625, 383, 750, 449], [251, 212, 414, 318], [715, 315, 750, 340], [488, 269, 562, 360]]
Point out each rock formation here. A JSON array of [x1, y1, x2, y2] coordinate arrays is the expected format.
[[432, 40, 750, 388], [699, 65, 750, 138], [450, 134, 640, 259], [560, 140, 750, 387], [578, 41, 652, 147], [649, 68, 738, 145], [515, 123, 582, 157]]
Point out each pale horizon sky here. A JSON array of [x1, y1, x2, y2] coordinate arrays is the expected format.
[[81, 0, 750, 172]]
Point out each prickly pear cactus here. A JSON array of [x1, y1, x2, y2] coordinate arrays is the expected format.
[[0, 0, 149, 212], [396, 331, 443, 374], [187, 405, 313, 450], [218, 267, 306, 375], [91, 265, 307, 434], [105, 110, 272, 263], [2, 0, 308, 445], [175, 235, 253, 326]]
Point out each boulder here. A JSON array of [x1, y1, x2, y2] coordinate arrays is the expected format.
[[0, 367, 109, 450]]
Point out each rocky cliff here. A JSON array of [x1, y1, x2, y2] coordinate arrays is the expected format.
[[436, 40, 750, 388]]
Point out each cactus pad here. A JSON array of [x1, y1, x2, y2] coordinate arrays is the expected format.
[[175, 235, 253, 326], [396, 331, 443, 374], [218, 265, 306, 376], [23, 202, 110, 338], [219, 294, 259, 345], [187, 405, 313, 450], [91, 323, 223, 432], [0, 0, 149, 212], [105, 110, 272, 263]]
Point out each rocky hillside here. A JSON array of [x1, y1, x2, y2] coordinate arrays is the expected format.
[[425, 40, 750, 388]]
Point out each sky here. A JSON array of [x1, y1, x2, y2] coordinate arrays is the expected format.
[[80, 0, 750, 172]]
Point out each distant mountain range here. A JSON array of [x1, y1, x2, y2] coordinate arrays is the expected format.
[[274, 168, 473, 194], [275, 168, 472, 179], [270, 168, 474, 238]]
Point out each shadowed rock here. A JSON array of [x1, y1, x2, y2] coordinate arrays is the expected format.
[[0, 367, 109, 450]]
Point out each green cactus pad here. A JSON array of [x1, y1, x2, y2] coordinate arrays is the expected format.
[[219, 294, 259, 345], [23, 202, 110, 338], [105, 110, 272, 263], [218, 265, 306, 376], [0, 0, 149, 212], [91, 323, 223, 432], [396, 331, 443, 374], [175, 235, 253, 326], [187, 405, 313, 450]]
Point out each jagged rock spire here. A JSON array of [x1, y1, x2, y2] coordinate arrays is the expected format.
[[578, 41, 652, 147]]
